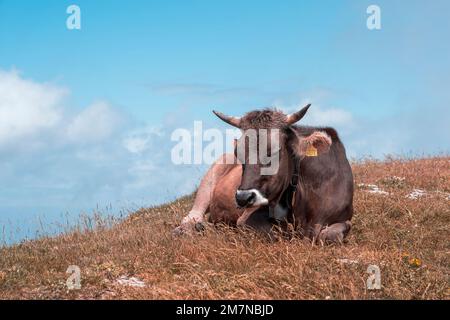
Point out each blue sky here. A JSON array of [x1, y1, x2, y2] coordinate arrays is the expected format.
[[0, 0, 449, 242]]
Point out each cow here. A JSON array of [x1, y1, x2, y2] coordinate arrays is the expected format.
[[173, 104, 354, 244]]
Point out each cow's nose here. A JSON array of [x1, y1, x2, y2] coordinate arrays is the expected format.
[[235, 190, 256, 208]]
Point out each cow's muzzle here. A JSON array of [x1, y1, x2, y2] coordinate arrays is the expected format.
[[235, 189, 268, 208]]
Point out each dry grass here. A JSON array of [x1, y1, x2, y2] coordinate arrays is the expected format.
[[0, 156, 449, 300]]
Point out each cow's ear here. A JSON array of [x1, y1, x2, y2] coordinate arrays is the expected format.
[[290, 130, 332, 158]]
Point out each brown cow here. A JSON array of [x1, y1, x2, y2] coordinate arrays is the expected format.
[[174, 104, 354, 244]]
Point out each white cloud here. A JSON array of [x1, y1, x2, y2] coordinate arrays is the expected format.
[[279, 100, 355, 133], [123, 136, 149, 154], [303, 106, 353, 128], [277, 96, 449, 159], [0, 69, 186, 213], [0, 69, 123, 151], [122, 125, 164, 154], [0, 69, 66, 147], [67, 101, 123, 144]]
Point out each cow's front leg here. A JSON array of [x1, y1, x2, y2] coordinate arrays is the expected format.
[[172, 209, 206, 236], [173, 153, 236, 236], [317, 221, 352, 244]]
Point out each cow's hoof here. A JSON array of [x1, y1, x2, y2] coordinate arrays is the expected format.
[[172, 223, 205, 237], [194, 222, 205, 232], [173, 219, 207, 237], [172, 225, 192, 237]]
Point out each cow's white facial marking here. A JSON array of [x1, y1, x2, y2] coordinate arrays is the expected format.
[[252, 189, 269, 206], [236, 189, 268, 207]]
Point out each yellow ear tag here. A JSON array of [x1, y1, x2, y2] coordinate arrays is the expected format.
[[305, 145, 318, 157]]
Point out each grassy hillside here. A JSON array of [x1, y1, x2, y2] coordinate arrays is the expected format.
[[0, 157, 449, 299]]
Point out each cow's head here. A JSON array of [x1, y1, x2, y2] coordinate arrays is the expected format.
[[213, 104, 332, 211]]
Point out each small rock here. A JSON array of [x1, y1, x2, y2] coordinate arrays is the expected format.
[[357, 183, 389, 195], [336, 258, 359, 265], [406, 189, 427, 199], [116, 276, 146, 288]]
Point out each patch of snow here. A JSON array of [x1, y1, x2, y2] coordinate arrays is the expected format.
[[406, 189, 427, 200], [336, 258, 359, 265], [116, 276, 146, 288], [357, 183, 389, 195]]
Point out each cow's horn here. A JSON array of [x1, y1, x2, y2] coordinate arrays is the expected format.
[[286, 103, 311, 125], [212, 110, 241, 128]]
